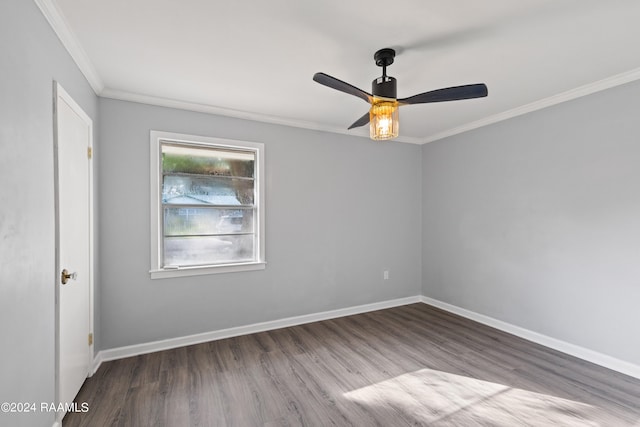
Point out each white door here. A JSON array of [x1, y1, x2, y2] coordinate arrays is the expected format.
[[54, 83, 93, 410]]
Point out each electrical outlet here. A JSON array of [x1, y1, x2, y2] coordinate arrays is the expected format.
[[383, 270, 389, 280]]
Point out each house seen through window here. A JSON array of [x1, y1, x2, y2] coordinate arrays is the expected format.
[[150, 132, 265, 278]]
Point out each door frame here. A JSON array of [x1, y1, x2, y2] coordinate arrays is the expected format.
[[53, 81, 95, 418]]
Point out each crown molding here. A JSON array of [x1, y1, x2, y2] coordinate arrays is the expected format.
[[84, 65, 640, 145], [33, 0, 640, 145], [33, 0, 104, 94], [421, 67, 640, 144], [100, 88, 424, 144]]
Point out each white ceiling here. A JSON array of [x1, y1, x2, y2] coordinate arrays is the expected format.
[[45, 0, 640, 144]]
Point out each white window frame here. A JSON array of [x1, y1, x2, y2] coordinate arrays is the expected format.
[[149, 131, 265, 279]]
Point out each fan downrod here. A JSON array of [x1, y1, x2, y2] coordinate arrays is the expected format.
[[372, 48, 397, 98]]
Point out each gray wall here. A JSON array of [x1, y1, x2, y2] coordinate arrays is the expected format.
[[422, 80, 640, 366], [0, 1, 98, 426], [6, 3, 639, 424], [98, 98, 422, 349]]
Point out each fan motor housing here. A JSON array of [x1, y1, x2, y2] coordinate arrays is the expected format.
[[372, 76, 397, 99], [372, 48, 397, 99]]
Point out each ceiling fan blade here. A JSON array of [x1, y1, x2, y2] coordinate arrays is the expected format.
[[313, 73, 372, 103], [398, 84, 487, 105], [347, 112, 371, 129]]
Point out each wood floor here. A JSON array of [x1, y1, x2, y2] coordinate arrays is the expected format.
[[64, 304, 640, 426]]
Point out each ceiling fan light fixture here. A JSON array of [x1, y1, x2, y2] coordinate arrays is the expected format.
[[313, 47, 487, 141], [370, 98, 399, 141]]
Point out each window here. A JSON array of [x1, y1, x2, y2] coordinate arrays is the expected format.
[[150, 131, 265, 278]]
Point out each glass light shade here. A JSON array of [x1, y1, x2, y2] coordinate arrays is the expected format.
[[369, 99, 399, 141]]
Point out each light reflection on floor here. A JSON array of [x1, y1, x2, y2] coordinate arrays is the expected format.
[[343, 368, 629, 426]]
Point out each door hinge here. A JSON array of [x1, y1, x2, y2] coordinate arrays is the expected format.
[[88, 333, 93, 346], [87, 147, 92, 159]]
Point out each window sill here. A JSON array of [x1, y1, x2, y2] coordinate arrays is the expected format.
[[150, 261, 266, 279]]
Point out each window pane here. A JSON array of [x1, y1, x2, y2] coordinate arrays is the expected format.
[[164, 235, 255, 266], [162, 143, 254, 178], [163, 175, 254, 205], [164, 207, 254, 236], [151, 132, 264, 275]]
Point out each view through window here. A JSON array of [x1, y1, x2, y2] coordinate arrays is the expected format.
[[150, 132, 265, 278]]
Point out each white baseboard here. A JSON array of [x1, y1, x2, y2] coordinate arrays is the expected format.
[[90, 351, 103, 376], [421, 296, 640, 380], [52, 422, 61, 427], [91, 294, 640, 381], [93, 295, 421, 371]]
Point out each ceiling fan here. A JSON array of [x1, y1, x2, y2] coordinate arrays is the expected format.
[[313, 48, 488, 141]]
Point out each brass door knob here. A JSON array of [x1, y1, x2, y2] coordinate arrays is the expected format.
[[61, 269, 77, 285]]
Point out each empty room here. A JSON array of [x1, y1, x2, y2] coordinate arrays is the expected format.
[[2, 1, 640, 426]]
